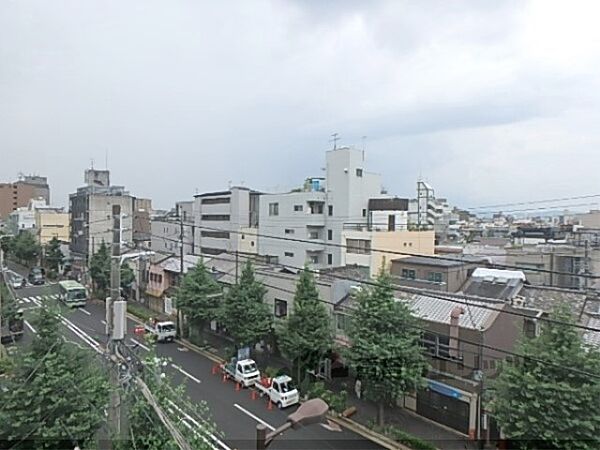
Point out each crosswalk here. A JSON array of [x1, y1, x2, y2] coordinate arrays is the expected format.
[[18, 294, 60, 305]]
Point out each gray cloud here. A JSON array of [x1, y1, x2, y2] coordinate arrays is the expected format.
[[1, 0, 599, 210]]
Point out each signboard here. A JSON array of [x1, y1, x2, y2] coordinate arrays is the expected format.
[[427, 380, 462, 399], [237, 347, 250, 361]]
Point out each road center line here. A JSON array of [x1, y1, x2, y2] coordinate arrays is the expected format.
[[79, 308, 91, 316], [171, 364, 201, 384], [24, 320, 37, 334], [130, 338, 150, 351], [233, 403, 275, 431]]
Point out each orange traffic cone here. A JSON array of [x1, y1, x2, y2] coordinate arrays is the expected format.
[[212, 364, 218, 375], [267, 399, 273, 410], [235, 382, 241, 392], [251, 389, 257, 400]]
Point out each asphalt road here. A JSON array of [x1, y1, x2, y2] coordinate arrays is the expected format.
[[6, 266, 384, 450]]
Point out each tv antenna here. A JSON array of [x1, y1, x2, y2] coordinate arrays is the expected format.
[[330, 133, 340, 150]]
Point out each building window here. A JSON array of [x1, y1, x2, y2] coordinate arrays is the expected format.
[[308, 202, 323, 214], [346, 238, 371, 255], [269, 203, 279, 216], [309, 254, 319, 264], [336, 313, 351, 332], [327, 229, 333, 240], [201, 196, 231, 205], [284, 229, 294, 235], [251, 241, 255, 247], [201, 214, 230, 221], [201, 230, 230, 239], [327, 253, 333, 265], [241, 234, 245, 240], [427, 272, 443, 283], [524, 319, 538, 338], [422, 332, 460, 360], [284, 252, 294, 257], [401, 268, 416, 279], [274, 299, 288, 318], [356, 168, 363, 177], [328, 205, 333, 216], [308, 230, 320, 239], [294, 205, 303, 212], [362, 208, 367, 217]]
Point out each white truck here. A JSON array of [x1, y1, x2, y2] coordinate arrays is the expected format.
[[254, 375, 299, 409], [144, 319, 176, 342], [221, 358, 261, 388]]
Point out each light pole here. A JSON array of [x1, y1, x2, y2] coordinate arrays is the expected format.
[[256, 398, 332, 450]]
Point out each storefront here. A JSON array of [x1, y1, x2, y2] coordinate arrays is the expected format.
[[416, 379, 476, 437]]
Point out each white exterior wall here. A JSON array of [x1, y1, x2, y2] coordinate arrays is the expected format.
[[8, 208, 36, 233], [258, 147, 382, 268], [370, 210, 408, 231], [193, 187, 252, 255]]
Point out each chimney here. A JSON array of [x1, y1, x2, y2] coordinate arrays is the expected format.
[[449, 306, 465, 358]]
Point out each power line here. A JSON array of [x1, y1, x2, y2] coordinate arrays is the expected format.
[[152, 219, 600, 281], [144, 231, 600, 334], [466, 194, 600, 211]]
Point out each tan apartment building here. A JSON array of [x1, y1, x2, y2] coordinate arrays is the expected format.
[[36, 207, 70, 244]]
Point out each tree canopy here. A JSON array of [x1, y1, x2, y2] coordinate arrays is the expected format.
[[89, 241, 111, 297], [175, 261, 222, 330], [220, 260, 272, 349], [0, 305, 109, 449], [491, 304, 600, 450], [276, 267, 332, 385], [11, 231, 40, 266], [345, 268, 427, 426], [44, 237, 64, 276]]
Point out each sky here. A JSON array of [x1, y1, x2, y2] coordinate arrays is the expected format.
[[1, 0, 600, 211]]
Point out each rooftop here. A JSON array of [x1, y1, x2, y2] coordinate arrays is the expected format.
[[391, 255, 487, 268]]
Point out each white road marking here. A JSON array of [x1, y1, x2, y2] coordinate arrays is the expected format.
[[24, 320, 37, 334], [167, 400, 232, 450], [130, 338, 150, 351], [20, 297, 31, 303], [50, 294, 59, 299], [171, 364, 201, 384], [79, 308, 91, 316], [34, 296, 43, 302], [233, 403, 275, 431]]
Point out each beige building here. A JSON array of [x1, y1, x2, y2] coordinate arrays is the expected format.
[[36, 207, 70, 244], [341, 229, 435, 277]]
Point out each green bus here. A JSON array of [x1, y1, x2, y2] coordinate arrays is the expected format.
[[58, 280, 88, 307]]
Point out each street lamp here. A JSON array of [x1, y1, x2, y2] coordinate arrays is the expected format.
[[256, 398, 332, 449]]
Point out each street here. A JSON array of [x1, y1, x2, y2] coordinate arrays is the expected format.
[[5, 268, 384, 450]]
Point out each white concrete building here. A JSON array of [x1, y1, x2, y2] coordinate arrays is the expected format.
[[258, 146, 385, 268], [150, 201, 195, 255], [193, 187, 260, 256]]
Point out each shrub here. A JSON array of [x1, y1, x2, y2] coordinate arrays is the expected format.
[[372, 425, 437, 450], [305, 381, 348, 414]]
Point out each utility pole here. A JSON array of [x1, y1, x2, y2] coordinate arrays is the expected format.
[[177, 205, 184, 338], [235, 250, 239, 283], [107, 204, 124, 446]]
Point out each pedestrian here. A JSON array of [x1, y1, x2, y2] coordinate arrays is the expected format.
[[354, 378, 362, 399]]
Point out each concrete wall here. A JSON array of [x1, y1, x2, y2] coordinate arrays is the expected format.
[[390, 260, 477, 292]]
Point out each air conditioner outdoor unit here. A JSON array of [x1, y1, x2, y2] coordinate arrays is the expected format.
[[512, 298, 525, 308]]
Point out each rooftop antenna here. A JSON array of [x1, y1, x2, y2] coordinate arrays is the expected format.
[[91, 158, 94, 170], [330, 132, 340, 150]]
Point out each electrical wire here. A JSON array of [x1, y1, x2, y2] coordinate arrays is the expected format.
[[466, 194, 600, 211]]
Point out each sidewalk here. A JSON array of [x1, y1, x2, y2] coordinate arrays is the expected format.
[[330, 379, 478, 450]]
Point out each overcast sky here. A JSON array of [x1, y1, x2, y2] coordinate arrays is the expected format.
[[2, 0, 600, 211]]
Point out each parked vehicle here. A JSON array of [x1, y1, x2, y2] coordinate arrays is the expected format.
[[1, 309, 24, 343], [144, 319, 176, 342], [11, 275, 25, 289], [221, 358, 260, 387], [58, 280, 88, 307], [28, 267, 45, 286], [254, 375, 299, 408]]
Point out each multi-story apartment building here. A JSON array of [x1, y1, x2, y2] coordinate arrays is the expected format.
[[69, 169, 136, 277], [259, 146, 384, 268], [0, 175, 50, 219], [193, 187, 260, 256], [35, 205, 70, 244]]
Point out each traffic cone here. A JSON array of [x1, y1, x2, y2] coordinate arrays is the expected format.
[[251, 389, 257, 400], [267, 399, 273, 410], [235, 382, 241, 392], [211, 364, 217, 375]]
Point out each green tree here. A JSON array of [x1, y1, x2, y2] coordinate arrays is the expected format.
[[491, 304, 600, 450], [0, 305, 109, 449], [276, 267, 332, 386], [345, 269, 427, 426], [44, 236, 64, 277], [123, 356, 220, 450], [89, 242, 111, 297], [12, 231, 40, 266], [121, 261, 135, 291], [220, 260, 272, 349], [175, 261, 222, 335]]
